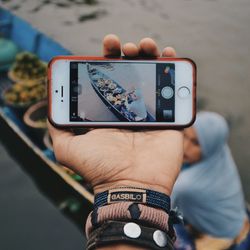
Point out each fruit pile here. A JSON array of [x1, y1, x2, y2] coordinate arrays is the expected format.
[[10, 52, 46, 81], [4, 80, 46, 106], [4, 52, 47, 107]]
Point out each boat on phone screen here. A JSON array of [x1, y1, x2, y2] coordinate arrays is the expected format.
[[87, 63, 154, 122]]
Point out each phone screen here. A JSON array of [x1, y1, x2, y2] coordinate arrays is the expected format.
[[69, 61, 175, 123]]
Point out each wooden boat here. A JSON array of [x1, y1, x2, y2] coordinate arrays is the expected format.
[[0, 8, 93, 228], [87, 63, 155, 122]]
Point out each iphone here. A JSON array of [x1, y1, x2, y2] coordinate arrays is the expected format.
[[48, 56, 196, 128]]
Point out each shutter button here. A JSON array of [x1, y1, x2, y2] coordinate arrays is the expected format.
[[161, 86, 174, 99]]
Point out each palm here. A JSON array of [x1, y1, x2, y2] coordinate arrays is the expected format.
[[55, 129, 183, 194]]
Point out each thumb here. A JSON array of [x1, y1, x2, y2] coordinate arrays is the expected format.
[[47, 120, 75, 165], [47, 120, 73, 143]]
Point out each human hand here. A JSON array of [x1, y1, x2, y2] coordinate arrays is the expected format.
[[48, 34, 183, 196]]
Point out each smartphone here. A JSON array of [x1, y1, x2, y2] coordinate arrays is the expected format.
[[48, 56, 196, 128]]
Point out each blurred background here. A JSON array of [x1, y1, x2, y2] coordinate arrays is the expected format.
[[0, 0, 249, 249]]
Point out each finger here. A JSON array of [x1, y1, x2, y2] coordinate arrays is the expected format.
[[122, 42, 139, 57], [162, 46, 177, 57], [138, 38, 160, 57], [103, 34, 121, 57]]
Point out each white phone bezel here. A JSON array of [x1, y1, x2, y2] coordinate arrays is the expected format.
[[50, 59, 195, 126]]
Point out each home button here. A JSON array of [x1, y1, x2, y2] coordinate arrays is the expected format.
[[178, 86, 190, 98]]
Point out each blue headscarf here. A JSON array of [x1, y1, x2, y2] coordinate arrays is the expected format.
[[172, 112, 246, 238]]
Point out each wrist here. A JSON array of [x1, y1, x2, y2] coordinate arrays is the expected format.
[[93, 180, 172, 196]]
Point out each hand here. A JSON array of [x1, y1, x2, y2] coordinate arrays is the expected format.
[[48, 34, 183, 196]]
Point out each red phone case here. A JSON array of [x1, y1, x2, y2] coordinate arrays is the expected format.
[[48, 56, 196, 129]]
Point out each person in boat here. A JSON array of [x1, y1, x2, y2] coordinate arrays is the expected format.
[[126, 88, 147, 121], [172, 111, 250, 250]]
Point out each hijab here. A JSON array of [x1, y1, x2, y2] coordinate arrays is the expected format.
[[172, 112, 246, 238]]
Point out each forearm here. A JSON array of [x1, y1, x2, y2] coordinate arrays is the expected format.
[[98, 244, 145, 250]]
